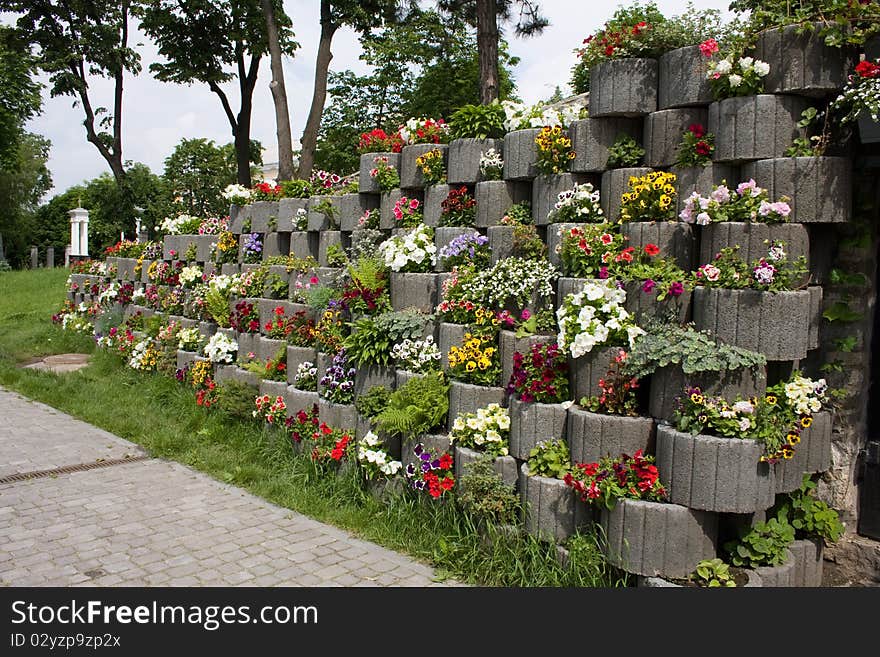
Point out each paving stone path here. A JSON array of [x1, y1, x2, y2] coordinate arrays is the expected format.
[[0, 387, 456, 587]]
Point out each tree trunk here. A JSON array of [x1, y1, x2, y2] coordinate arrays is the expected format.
[[476, 0, 499, 104], [297, 0, 337, 179], [261, 0, 294, 181]]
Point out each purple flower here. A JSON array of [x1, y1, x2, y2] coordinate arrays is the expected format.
[[431, 459, 441, 470], [419, 452, 431, 462], [599, 266, 609, 279], [669, 281, 684, 296], [405, 463, 415, 477], [413, 443, 424, 456], [642, 279, 656, 294]]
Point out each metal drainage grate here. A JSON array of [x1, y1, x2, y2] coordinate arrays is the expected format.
[[0, 455, 150, 484]]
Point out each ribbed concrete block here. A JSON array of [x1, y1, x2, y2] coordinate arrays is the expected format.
[[775, 410, 832, 492], [219, 263, 240, 277], [162, 235, 181, 261], [692, 287, 814, 361], [454, 446, 518, 489], [808, 286, 822, 350], [236, 332, 259, 361], [228, 204, 243, 232], [317, 231, 343, 267], [194, 235, 218, 263], [438, 322, 468, 372], [520, 463, 576, 542], [277, 198, 309, 231], [447, 381, 506, 430], [337, 193, 379, 232], [601, 498, 718, 579], [740, 156, 851, 224], [286, 346, 318, 386], [789, 538, 824, 587], [244, 201, 279, 233], [379, 190, 405, 230], [353, 364, 396, 397], [508, 397, 569, 460], [285, 387, 319, 415], [359, 152, 400, 194], [644, 108, 708, 168], [569, 345, 621, 402], [307, 195, 339, 231], [394, 369, 420, 389], [658, 45, 714, 109], [601, 167, 653, 221], [754, 549, 795, 587], [709, 94, 811, 164], [547, 223, 577, 269], [448, 138, 503, 184], [289, 231, 317, 260], [390, 272, 438, 314], [258, 379, 288, 400], [556, 276, 595, 307], [499, 330, 557, 391], [256, 336, 286, 363], [198, 321, 218, 339], [214, 365, 260, 388], [752, 23, 852, 96], [114, 257, 138, 281], [502, 129, 542, 181], [401, 434, 451, 470], [435, 227, 478, 272], [589, 58, 658, 118], [698, 221, 810, 270], [569, 117, 642, 173], [423, 184, 452, 227], [656, 424, 776, 513], [623, 280, 692, 323], [648, 365, 767, 423], [317, 398, 357, 431], [532, 173, 593, 226], [475, 180, 530, 227], [175, 349, 199, 371], [567, 407, 655, 464], [400, 144, 448, 190], [262, 232, 291, 260], [670, 163, 740, 214], [621, 220, 694, 271], [638, 570, 763, 587]]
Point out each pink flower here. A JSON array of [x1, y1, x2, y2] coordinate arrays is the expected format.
[[310, 276, 319, 285], [699, 39, 719, 57], [642, 279, 656, 293], [409, 198, 420, 211], [520, 309, 532, 321], [669, 281, 684, 296]]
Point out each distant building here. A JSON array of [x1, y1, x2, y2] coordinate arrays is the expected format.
[[258, 142, 300, 182]]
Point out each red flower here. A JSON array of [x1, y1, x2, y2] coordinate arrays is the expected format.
[[440, 476, 455, 491], [688, 123, 706, 138], [632, 21, 648, 35], [699, 38, 719, 57], [855, 60, 880, 78], [439, 453, 453, 470], [604, 44, 615, 56], [695, 140, 711, 156], [643, 243, 660, 256]]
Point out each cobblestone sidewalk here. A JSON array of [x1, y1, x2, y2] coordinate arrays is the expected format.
[[0, 388, 455, 587]]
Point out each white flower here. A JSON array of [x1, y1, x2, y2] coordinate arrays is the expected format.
[[738, 417, 752, 432], [754, 60, 770, 77], [715, 58, 732, 75], [738, 56, 754, 71], [696, 212, 711, 226], [728, 73, 743, 88]]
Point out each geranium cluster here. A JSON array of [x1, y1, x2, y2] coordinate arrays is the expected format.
[[391, 195, 423, 229], [358, 128, 404, 153], [557, 223, 628, 278], [449, 403, 511, 457], [404, 443, 455, 499], [507, 342, 570, 404], [706, 54, 770, 99], [679, 179, 791, 225], [563, 450, 666, 510], [378, 224, 436, 273], [253, 394, 288, 425], [548, 182, 604, 223], [251, 180, 282, 200], [831, 58, 880, 124], [391, 335, 441, 374], [397, 117, 449, 145], [438, 232, 490, 269], [676, 123, 715, 167], [357, 431, 403, 481]]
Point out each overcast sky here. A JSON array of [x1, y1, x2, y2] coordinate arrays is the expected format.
[[22, 0, 734, 198]]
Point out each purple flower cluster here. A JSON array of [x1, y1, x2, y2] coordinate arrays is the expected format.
[[438, 232, 490, 267], [319, 349, 356, 404], [242, 232, 263, 263]]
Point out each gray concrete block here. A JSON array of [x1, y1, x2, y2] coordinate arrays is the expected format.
[[162, 235, 181, 261], [656, 425, 776, 513], [488, 225, 515, 264], [115, 257, 138, 281], [289, 231, 317, 260], [317, 231, 343, 267], [448, 138, 503, 184], [789, 538, 823, 587], [670, 163, 740, 215], [775, 409, 832, 493], [195, 235, 218, 263], [390, 272, 439, 314], [277, 198, 310, 231], [423, 184, 451, 227], [697, 221, 810, 271], [644, 108, 709, 168], [569, 344, 621, 402], [453, 446, 518, 489], [244, 201, 279, 233], [228, 204, 243, 232], [740, 156, 851, 224], [220, 263, 240, 277], [752, 22, 852, 96], [601, 167, 653, 221], [566, 407, 655, 464], [380, 190, 418, 230], [258, 379, 288, 400], [400, 144, 448, 190], [317, 398, 358, 431], [198, 321, 218, 339], [359, 152, 400, 195], [589, 58, 658, 118], [438, 323, 468, 372], [692, 287, 814, 361], [475, 180, 531, 227], [519, 463, 576, 543], [307, 195, 339, 231], [499, 330, 557, 392], [236, 332, 259, 360], [175, 349, 199, 371], [285, 387, 319, 415], [337, 193, 380, 232], [808, 286, 822, 350], [286, 346, 318, 386], [709, 94, 811, 163], [262, 232, 291, 260], [508, 397, 569, 460], [395, 369, 420, 389], [258, 299, 305, 332], [214, 365, 261, 389], [257, 336, 286, 363], [502, 129, 542, 181], [648, 365, 767, 423], [447, 381, 506, 430], [401, 434, 452, 470], [622, 280, 692, 324], [569, 117, 642, 173], [532, 173, 593, 226], [658, 44, 714, 109], [621, 220, 694, 271], [353, 364, 396, 397], [754, 549, 795, 587]]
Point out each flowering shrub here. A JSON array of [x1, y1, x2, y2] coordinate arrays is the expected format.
[[556, 279, 645, 359], [415, 148, 446, 185], [580, 348, 640, 416], [619, 171, 677, 222], [619, 244, 689, 302], [103, 239, 147, 259], [675, 123, 715, 167], [706, 54, 770, 100], [397, 117, 449, 145], [391, 335, 441, 374], [693, 243, 808, 291], [447, 330, 501, 386], [439, 186, 477, 227], [230, 300, 260, 334], [679, 179, 791, 225], [159, 214, 201, 235], [831, 58, 880, 125], [319, 349, 356, 404], [242, 233, 263, 264], [148, 260, 183, 286], [177, 327, 204, 352], [479, 148, 504, 180], [251, 180, 282, 200], [535, 125, 575, 175], [222, 184, 252, 206], [507, 343, 570, 404], [309, 422, 353, 465], [369, 156, 400, 192], [358, 128, 404, 153], [293, 361, 318, 391], [548, 182, 604, 223], [213, 231, 240, 265], [378, 224, 436, 273], [449, 403, 511, 457], [290, 270, 320, 304], [438, 232, 490, 270], [557, 223, 628, 278], [404, 443, 455, 498], [443, 257, 557, 315], [391, 195, 423, 229], [527, 438, 571, 479], [203, 332, 238, 364], [357, 431, 403, 481], [564, 450, 666, 509]]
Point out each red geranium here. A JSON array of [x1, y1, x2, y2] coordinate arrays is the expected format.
[[855, 60, 880, 78]]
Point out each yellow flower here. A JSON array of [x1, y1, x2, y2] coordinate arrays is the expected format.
[[787, 433, 801, 445], [659, 195, 671, 209], [800, 416, 813, 428], [690, 393, 704, 404], [663, 184, 675, 194], [765, 394, 777, 405], [466, 361, 477, 372], [478, 357, 490, 370]]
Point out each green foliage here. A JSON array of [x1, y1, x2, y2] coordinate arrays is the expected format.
[[305, 284, 338, 313], [527, 438, 571, 479], [325, 243, 348, 268], [822, 301, 863, 323], [449, 103, 506, 139], [622, 320, 766, 378], [606, 134, 644, 169], [724, 517, 795, 568], [829, 268, 868, 287], [0, 26, 43, 167], [375, 374, 450, 439], [163, 138, 241, 217], [456, 455, 521, 526], [773, 475, 845, 544], [689, 558, 737, 587], [279, 179, 313, 199], [0, 132, 52, 268], [343, 310, 428, 367], [834, 336, 858, 352], [354, 385, 392, 419], [785, 107, 827, 157], [183, 242, 197, 262], [215, 380, 261, 421], [311, 198, 339, 229]]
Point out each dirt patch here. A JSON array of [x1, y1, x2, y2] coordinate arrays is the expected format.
[[21, 353, 91, 374]]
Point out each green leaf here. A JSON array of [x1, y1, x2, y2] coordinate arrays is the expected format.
[[823, 302, 863, 323]]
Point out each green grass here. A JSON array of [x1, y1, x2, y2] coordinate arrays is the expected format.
[[0, 269, 626, 587]]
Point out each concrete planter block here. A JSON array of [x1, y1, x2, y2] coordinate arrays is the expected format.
[[556, 276, 594, 306], [709, 95, 811, 164], [285, 387, 320, 415], [692, 287, 814, 361], [569, 117, 642, 173], [353, 364, 396, 397], [400, 144, 448, 190], [601, 498, 718, 579], [658, 45, 714, 109], [740, 156, 851, 224], [277, 198, 310, 232], [359, 152, 400, 194], [262, 232, 291, 260], [753, 550, 796, 587], [589, 58, 658, 118], [643, 108, 709, 168], [240, 263, 260, 275], [775, 410, 833, 493], [229, 204, 242, 232], [175, 349, 199, 371], [214, 365, 260, 389], [140, 263, 153, 283], [390, 272, 439, 314], [752, 23, 852, 96], [488, 225, 516, 263], [236, 332, 259, 360], [307, 195, 339, 231], [569, 345, 621, 402], [289, 231, 317, 260], [258, 299, 305, 331], [434, 227, 477, 271], [601, 167, 653, 221], [670, 163, 740, 214], [217, 327, 236, 341], [697, 221, 810, 271], [286, 346, 318, 386], [621, 220, 694, 271], [198, 321, 218, 339], [116, 258, 138, 281], [317, 398, 358, 431], [202, 263, 217, 278], [258, 379, 288, 400], [499, 330, 557, 391], [257, 336, 286, 363], [519, 463, 576, 542], [395, 369, 421, 390], [448, 138, 503, 184], [317, 231, 343, 267], [401, 434, 452, 470], [220, 263, 240, 276], [648, 365, 767, 423], [789, 538, 824, 587], [509, 397, 569, 460], [315, 351, 334, 398], [656, 424, 776, 513], [532, 173, 592, 226], [438, 322, 468, 371], [162, 235, 181, 261], [338, 193, 379, 232], [195, 235, 218, 263], [244, 201, 279, 233], [474, 180, 530, 228], [502, 129, 542, 181], [566, 407, 655, 464], [424, 184, 452, 227], [623, 280, 692, 324], [638, 570, 762, 587], [808, 285, 822, 351], [447, 381, 506, 430], [380, 190, 405, 230], [453, 446, 518, 489]]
